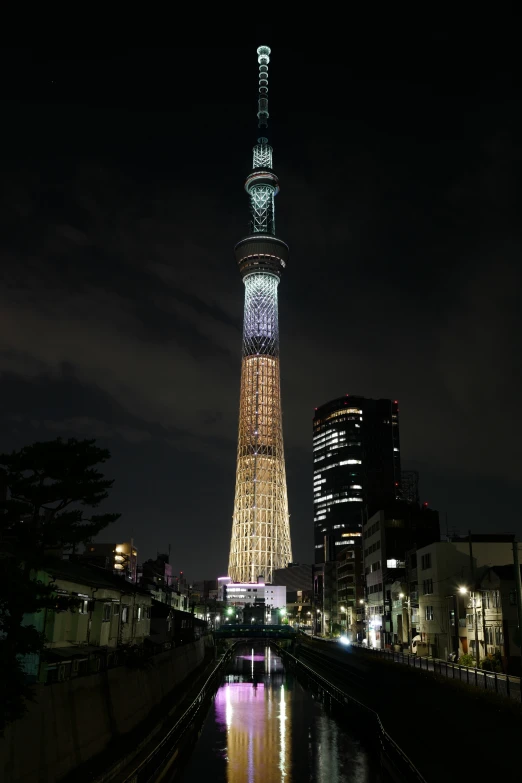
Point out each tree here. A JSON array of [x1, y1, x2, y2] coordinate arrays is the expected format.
[[0, 438, 120, 734]]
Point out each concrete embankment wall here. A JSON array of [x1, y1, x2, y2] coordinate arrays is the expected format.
[[0, 639, 210, 783]]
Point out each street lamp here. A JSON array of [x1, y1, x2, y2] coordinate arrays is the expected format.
[[459, 586, 480, 663], [398, 593, 412, 651]]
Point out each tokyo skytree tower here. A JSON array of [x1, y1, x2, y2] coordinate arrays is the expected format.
[[228, 46, 293, 583]]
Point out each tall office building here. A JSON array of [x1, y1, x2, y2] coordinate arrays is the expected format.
[[228, 46, 292, 583], [313, 396, 401, 563]]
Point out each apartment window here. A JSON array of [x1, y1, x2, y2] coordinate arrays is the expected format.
[[467, 614, 474, 628], [495, 626, 503, 645], [425, 606, 434, 621], [113, 603, 120, 616], [121, 606, 129, 623], [423, 579, 433, 595], [492, 590, 501, 608], [79, 599, 89, 614], [421, 553, 431, 570], [102, 603, 111, 622]]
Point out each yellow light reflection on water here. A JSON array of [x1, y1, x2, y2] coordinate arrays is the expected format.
[[279, 684, 286, 778], [217, 679, 291, 783]]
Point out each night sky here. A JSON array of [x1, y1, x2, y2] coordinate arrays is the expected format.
[[1, 41, 520, 580]]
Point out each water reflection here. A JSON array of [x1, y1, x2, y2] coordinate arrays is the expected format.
[[177, 644, 379, 782]]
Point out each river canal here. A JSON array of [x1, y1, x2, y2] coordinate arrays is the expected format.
[[176, 643, 381, 782]]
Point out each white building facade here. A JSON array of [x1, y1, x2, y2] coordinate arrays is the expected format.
[[416, 538, 514, 660]]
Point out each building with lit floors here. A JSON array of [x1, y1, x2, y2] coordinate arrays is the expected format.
[[228, 46, 292, 584], [81, 541, 138, 582], [223, 579, 286, 624], [337, 545, 364, 640], [313, 396, 401, 563], [362, 502, 440, 648]]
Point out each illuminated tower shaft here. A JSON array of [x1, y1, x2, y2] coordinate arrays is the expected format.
[[228, 46, 292, 583]]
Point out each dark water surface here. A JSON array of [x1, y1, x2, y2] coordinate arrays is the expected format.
[[176, 644, 381, 783]]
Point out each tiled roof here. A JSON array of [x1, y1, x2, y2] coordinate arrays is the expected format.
[[44, 557, 150, 596]]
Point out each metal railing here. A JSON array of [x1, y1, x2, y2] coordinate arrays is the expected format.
[[119, 645, 235, 783], [350, 643, 522, 701], [276, 644, 426, 783]]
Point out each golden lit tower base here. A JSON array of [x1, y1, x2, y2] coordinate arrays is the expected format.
[[228, 46, 292, 583]]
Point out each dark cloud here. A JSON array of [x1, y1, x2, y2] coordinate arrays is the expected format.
[[0, 42, 521, 578]]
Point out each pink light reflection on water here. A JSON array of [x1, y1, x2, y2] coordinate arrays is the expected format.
[[214, 680, 291, 783], [214, 682, 286, 783]]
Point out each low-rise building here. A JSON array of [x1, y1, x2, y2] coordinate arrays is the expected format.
[[81, 541, 138, 582], [23, 558, 152, 683], [312, 560, 338, 635], [416, 535, 515, 660], [224, 580, 286, 624], [468, 565, 522, 675], [337, 546, 364, 640]]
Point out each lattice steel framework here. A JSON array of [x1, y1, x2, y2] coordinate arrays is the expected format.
[[228, 46, 292, 583]]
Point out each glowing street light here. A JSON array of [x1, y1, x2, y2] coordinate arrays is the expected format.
[[458, 586, 468, 594]]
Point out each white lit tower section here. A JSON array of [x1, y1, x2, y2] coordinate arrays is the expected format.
[[228, 46, 293, 583]]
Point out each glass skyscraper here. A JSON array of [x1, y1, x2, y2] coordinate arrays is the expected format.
[[313, 396, 401, 563]]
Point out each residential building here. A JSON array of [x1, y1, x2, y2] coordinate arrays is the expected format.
[[363, 503, 440, 648], [81, 541, 138, 582], [313, 396, 401, 564], [312, 561, 338, 635], [337, 545, 364, 640], [22, 558, 152, 684], [468, 564, 522, 675], [416, 535, 515, 660]]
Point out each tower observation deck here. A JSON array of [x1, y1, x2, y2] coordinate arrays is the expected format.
[[228, 46, 293, 583]]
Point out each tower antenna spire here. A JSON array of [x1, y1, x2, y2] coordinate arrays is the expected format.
[[228, 46, 292, 584], [257, 46, 270, 130]]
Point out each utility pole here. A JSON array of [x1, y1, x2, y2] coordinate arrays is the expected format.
[[469, 531, 480, 665], [512, 541, 522, 669]]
